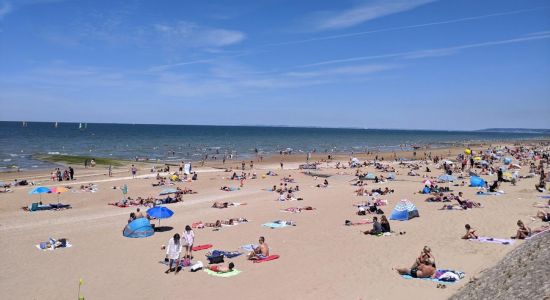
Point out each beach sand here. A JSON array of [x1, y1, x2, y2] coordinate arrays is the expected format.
[[0, 145, 548, 299]]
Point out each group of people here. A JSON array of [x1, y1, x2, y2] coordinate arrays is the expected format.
[[163, 226, 195, 274], [50, 167, 74, 181]]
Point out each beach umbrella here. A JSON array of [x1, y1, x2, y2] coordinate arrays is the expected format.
[[146, 206, 174, 227], [473, 157, 481, 161], [464, 149, 471, 155], [159, 188, 178, 195], [29, 186, 51, 202], [438, 174, 456, 182], [50, 187, 69, 203]]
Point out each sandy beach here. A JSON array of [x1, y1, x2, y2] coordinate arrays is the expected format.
[[0, 143, 548, 300]]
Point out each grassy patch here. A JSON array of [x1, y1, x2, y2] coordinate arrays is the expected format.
[[34, 154, 125, 166]]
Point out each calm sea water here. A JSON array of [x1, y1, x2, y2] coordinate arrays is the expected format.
[[0, 121, 548, 171]]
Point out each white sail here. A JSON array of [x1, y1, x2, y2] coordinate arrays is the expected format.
[[79, 123, 82, 129]]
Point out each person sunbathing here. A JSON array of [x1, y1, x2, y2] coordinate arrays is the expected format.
[[248, 236, 269, 260], [511, 220, 531, 239], [535, 210, 550, 222], [220, 186, 232, 191], [212, 202, 229, 209], [462, 224, 478, 239], [395, 258, 436, 278], [208, 262, 235, 273]]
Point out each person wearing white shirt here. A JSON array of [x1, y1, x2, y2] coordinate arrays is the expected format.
[[183, 225, 195, 259], [164, 233, 182, 274]]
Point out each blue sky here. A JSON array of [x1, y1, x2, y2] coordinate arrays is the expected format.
[[0, 0, 549, 130]]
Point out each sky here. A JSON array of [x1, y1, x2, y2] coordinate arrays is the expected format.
[[0, 0, 549, 130]]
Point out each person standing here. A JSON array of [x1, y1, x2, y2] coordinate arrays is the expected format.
[[131, 165, 137, 179], [182, 225, 195, 259], [280, 162, 284, 169], [69, 166, 74, 180], [108, 165, 112, 177], [241, 161, 245, 170], [165, 233, 182, 274]]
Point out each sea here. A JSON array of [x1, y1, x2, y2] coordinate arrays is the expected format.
[[1, 121, 548, 171]]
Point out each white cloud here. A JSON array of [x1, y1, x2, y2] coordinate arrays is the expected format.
[[287, 64, 397, 78], [0, 1, 13, 19], [154, 21, 245, 48], [311, 0, 436, 31]]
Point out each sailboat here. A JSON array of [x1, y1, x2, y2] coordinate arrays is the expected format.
[[79, 123, 82, 129], [84, 123, 87, 129], [22, 121, 27, 127], [54, 122, 58, 128]]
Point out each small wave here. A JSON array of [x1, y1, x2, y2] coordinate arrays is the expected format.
[[48, 152, 60, 155], [9, 153, 18, 157], [3, 159, 11, 162]]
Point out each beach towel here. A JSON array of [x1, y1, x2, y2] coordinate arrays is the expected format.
[[240, 244, 258, 252], [253, 255, 280, 263], [158, 259, 189, 268], [204, 268, 241, 277], [538, 196, 550, 199], [192, 244, 213, 251], [210, 250, 243, 259], [469, 237, 514, 245], [262, 221, 294, 229], [35, 243, 72, 251], [476, 192, 502, 196], [401, 269, 464, 284]]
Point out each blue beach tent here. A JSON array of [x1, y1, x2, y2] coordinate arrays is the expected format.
[[470, 176, 486, 187], [123, 218, 154, 238], [389, 199, 419, 221]]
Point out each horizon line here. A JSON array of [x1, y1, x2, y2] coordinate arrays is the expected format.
[[1, 120, 549, 133]]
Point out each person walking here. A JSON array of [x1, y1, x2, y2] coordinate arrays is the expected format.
[[164, 233, 182, 274]]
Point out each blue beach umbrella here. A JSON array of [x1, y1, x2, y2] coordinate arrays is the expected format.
[[147, 206, 174, 227], [29, 186, 51, 202], [29, 186, 51, 195], [159, 188, 178, 195]]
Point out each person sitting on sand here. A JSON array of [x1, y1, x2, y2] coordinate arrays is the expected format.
[[135, 207, 144, 219], [462, 224, 478, 239], [512, 220, 531, 239], [248, 236, 269, 260], [316, 179, 329, 188], [128, 212, 136, 223], [208, 262, 235, 273], [395, 258, 436, 278], [380, 215, 391, 233], [411, 246, 435, 269], [362, 216, 382, 235]]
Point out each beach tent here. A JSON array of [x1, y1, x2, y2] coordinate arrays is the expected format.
[[389, 199, 419, 221], [438, 174, 456, 182], [123, 218, 154, 238], [387, 173, 396, 180], [470, 176, 486, 187], [350, 158, 360, 167], [363, 173, 376, 180], [503, 158, 512, 165]]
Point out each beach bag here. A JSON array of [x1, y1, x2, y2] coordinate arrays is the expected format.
[[182, 258, 191, 267], [376, 208, 384, 215], [207, 254, 224, 264]]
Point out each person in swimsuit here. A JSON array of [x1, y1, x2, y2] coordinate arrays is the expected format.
[[411, 246, 435, 269], [462, 224, 478, 239], [395, 258, 436, 278], [512, 220, 531, 239], [248, 236, 269, 260], [535, 210, 550, 222], [208, 262, 235, 273]]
